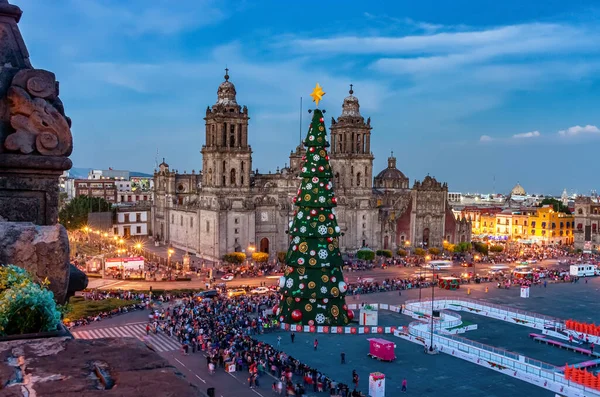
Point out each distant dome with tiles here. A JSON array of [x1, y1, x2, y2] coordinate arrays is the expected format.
[[374, 153, 409, 190], [511, 183, 526, 196], [215, 69, 238, 107]]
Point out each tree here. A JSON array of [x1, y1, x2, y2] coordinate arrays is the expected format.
[[473, 242, 488, 255], [414, 248, 426, 257], [376, 249, 393, 258], [539, 197, 571, 214], [58, 196, 112, 231], [490, 245, 504, 253], [453, 242, 471, 253], [428, 247, 441, 256], [277, 107, 350, 326], [357, 249, 375, 261], [223, 252, 246, 265], [252, 252, 269, 263], [443, 241, 455, 253], [396, 249, 407, 257]]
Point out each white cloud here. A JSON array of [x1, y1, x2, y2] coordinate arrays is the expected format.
[[513, 130, 541, 139], [479, 135, 493, 142], [558, 125, 600, 137]]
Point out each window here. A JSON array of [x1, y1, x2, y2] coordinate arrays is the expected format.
[[127, 196, 132, 202], [235, 218, 239, 224], [560, 222, 564, 228], [206, 221, 210, 232], [171, 214, 174, 224], [356, 172, 361, 187], [578, 208, 583, 215], [222, 123, 227, 146], [531, 221, 536, 228], [531, 229, 535, 235], [235, 228, 239, 234], [514, 220, 518, 225], [551, 222, 556, 229], [124, 214, 130, 223], [113, 227, 118, 234], [230, 168, 236, 185], [190, 217, 193, 228], [577, 223, 583, 230], [593, 224, 598, 232], [524, 220, 528, 226], [362, 215, 366, 220], [120, 195, 125, 201], [229, 125, 235, 147], [362, 223, 366, 228], [180, 215, 183, 226], [136, 226, 142, 234], [235, 237, 239, 244], [136, 213, 141, 222]]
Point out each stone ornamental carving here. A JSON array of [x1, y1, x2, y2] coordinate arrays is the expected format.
[[4, 69, 72, 156]]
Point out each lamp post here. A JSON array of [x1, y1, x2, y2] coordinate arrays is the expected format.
[[167, 247, 174, 279], [420, 255, 431, 301], [430, 265, 436, 352]]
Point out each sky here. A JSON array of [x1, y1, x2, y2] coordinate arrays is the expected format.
[[14, 0, 600, 195]]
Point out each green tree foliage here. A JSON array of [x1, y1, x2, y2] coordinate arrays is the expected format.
[[414, 247, 426, 256], [357, 249, 376, 261], [252, 252, 269, 263], [428, 247, 441, 255], [453, 242, 471, 253], [489, 245, 504, 253], [278, 108, 349, 326], [223, 252, 246, 265], [396, 249, 407, 257], [539, 198, 571, 214], [473, 242, 488, 255], [376, 249, 393, 258], [58, 196, 112, 230]]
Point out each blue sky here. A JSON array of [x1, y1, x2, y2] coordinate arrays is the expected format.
[[15, 0, 600, 195]]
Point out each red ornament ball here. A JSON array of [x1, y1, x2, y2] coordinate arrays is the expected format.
[[272, 305, 279, 315], [347, 309, 354, 320], [329, 214, 334, 220], [295, 297, 301, 302], [319, 118, 324, 122], [332, 197, 337, 204], [318, 166, 324, 171], [325, 156, 330, 160], [327, 237, 333, 242], [309, 147, 315, 152], [342, 304, 348, 310], [280, 316, 285, 322], [308, 320, 315, 326], [291, 310, 303, 322]]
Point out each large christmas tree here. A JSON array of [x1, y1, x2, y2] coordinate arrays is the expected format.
[[277, 84, 351, 326]]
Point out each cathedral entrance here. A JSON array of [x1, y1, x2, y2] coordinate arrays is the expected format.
[[383, 235, 389, 250], [260, 237, 269, 254], [422, 228, 430, 248]]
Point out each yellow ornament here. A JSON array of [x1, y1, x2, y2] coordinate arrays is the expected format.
[[331, 287, 340, 297], [308, 281, 316, 289], [321, 275, 329, 283], [318, 214, 326, 222], [310, 83, 326, 107], [299, 242, 308, 253], [305, 304, 313, 312], [297, 267, 306, 275], [331, 305, 339, 317], [309, 258, 317, 266]]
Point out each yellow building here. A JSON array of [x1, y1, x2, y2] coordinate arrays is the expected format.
[[526, 205, 574, 245]]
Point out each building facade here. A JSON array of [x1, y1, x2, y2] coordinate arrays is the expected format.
[[151, 72, 471, 260], [68, 179, 117, 203], [114, 204, 151, 238], [574, 197, 600, 251]]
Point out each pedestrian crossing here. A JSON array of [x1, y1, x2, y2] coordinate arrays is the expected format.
[[72, 323, 181, 352]]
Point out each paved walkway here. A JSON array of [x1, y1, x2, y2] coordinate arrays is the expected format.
[[72, 323, 181, 352]]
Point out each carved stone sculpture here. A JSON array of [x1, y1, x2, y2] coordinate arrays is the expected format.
[[5, 69, 73, 156]]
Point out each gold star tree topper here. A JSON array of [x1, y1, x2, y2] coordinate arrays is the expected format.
[[310, 83, 325, 107]]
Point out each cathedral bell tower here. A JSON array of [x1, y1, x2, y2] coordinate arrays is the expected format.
[[201, 69, 252, 189], [329, 85, 374, 191]]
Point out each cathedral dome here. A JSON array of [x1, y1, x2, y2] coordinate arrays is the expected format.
[[216, 68, 238, 106], [374, 152, 408, 189], [511, 183, 526, 196]]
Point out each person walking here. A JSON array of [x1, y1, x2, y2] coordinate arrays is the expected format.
[[401, 378, 407, 392], [352, 370, 359, 389], [591, 343, 595, 355], [314, 338, 318, 350], [290, 332, 295, 343], [277, 336, 281, 348], [341, 352, 346, 364]]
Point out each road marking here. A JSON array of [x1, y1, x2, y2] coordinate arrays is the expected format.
[[101, 281, 125, 289], [125, 321, 148, 325], [195, 374, 206, 384], [175, 358, 186, 368], [72, 324, 181, 352]]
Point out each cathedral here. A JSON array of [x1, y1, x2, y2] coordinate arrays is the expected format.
[[151, 71, 471, 261]]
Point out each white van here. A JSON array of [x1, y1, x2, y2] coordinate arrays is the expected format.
[[570, 264, 598, 277]]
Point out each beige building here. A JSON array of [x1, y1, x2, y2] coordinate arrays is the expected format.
[[151, 72, 470, 261], [574, 196, 600, 251]]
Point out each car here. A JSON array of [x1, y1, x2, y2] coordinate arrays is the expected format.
[[461, 262, 474, 267], [194, 290, 218, 300], [220, 273, 235, 281], [250, 286, 270, 294], [227, 289, 247, 297]]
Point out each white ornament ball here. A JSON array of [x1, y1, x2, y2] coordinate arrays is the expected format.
[[338, 281, 348, 293]]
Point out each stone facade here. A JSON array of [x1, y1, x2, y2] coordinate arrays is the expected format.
[[574, 196, 600, 250], [152, 74, 471, 260]]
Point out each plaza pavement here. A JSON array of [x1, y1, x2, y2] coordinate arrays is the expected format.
[[255, 277, 600, 397]]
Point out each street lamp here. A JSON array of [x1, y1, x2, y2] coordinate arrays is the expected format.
[[430, 266, 436, 353], [167, 247, 175, 278]]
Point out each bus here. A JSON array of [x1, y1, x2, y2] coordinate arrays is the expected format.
[[427, 260, 453, 270]]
